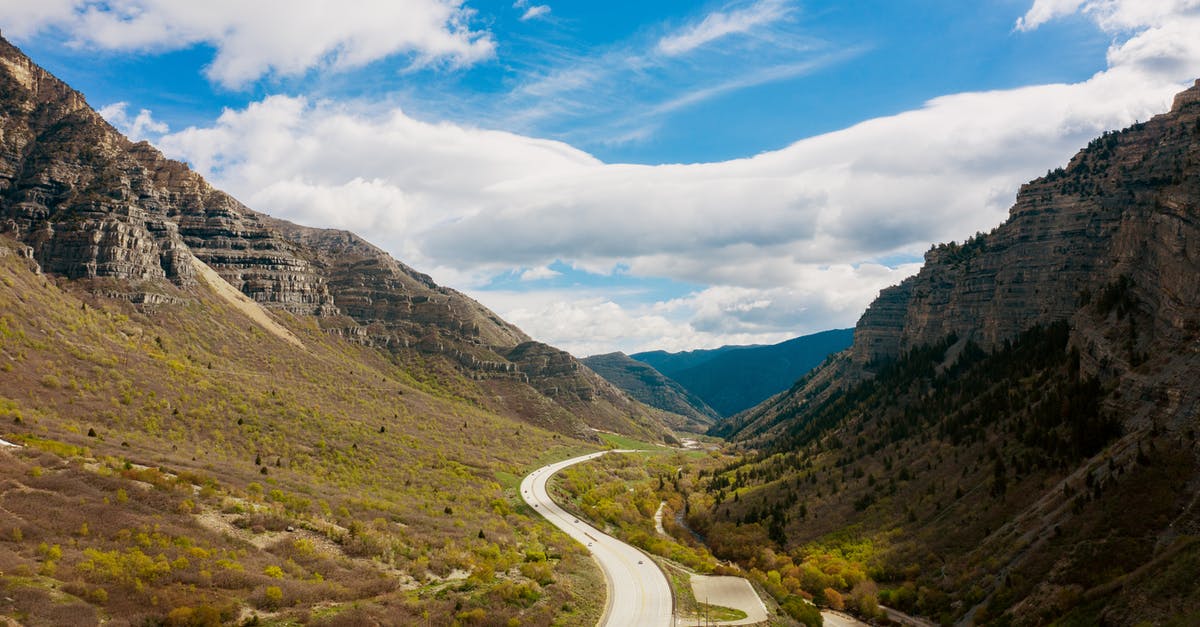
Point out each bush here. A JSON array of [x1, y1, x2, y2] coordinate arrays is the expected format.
[[823, 587, 844, 610], [166, 604, 223, 626], [780, 595, 823, 626], [262, 585, 284, 610], [519, 561, 554, 585]]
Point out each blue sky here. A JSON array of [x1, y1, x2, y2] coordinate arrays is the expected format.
[[4, 0, 1199, 355], [17, 1, 1111, 163]]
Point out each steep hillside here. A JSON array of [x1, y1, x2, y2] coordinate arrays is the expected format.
[[581, 352, 718, 432], [0, 233, 611, 625], [687, 81, 1200, 625], [633, 329, 854, 417], [0, 35, 670, 443]]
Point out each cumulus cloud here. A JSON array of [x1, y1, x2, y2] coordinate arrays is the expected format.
[[0, 0, 494, 87], [137, 0, 1200, 354], [519, 266, 562, 281], [1016, 0, 1200, 31], [98, 102, 168, 141]]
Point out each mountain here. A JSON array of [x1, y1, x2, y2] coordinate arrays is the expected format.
[[0, 35, 672, 444], [0, 35, 666, 625], [581, 352, 719, 432], [631, 328, 854, 417], [631, 344, 749, 376], [692, 81, 1200, 624]]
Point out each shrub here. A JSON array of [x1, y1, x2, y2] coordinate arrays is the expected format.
[[780, 595, 823, 626], [519, 561, 554, 585], [166, 604, 223, 626], [262, 585, 284, 610], [823, 587, 844, 610]]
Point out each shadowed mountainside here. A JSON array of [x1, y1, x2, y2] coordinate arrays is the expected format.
[[581, 352, 718, 433]]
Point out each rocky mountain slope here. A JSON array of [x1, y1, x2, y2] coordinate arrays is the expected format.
[[690, 81, 1200, 625], [632, 328, 854, 417], [0, 35, 671, 443], [581, 352, 718, 432]]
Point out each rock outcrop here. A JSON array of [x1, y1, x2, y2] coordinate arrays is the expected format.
[[0, 38, 335, 314], [852, 80, 1200, 371]]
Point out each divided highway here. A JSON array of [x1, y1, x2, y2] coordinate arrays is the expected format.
[[521, 451, 674, 627]]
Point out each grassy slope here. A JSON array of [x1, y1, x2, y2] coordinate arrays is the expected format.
[[0, 243, 605, 626]]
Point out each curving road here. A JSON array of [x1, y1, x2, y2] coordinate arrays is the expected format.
[[521, 451, 674, 627]]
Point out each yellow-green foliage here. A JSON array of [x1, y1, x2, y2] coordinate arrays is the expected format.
[[0, 246, 607, 625], [77, 547, 173, 589]]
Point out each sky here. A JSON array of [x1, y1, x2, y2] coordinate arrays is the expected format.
[[3, 0, 1200, 356]]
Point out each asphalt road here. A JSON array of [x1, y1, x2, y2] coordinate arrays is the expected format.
[[521, 450, 674, 627]]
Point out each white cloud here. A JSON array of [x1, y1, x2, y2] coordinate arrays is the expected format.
[[1015, 0, 1086, 31], [97, 102, 168, 141], [657, 0, 791, 56], [520, 5, 551, 21], [518, 265, 561, 281], [470, 262, 917, 355], [0, 0, 494, 87], [1017, 0, 1200, 31], [136, 0, 1200, 353]]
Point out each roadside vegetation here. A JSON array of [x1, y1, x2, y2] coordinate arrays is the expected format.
[[550, 449, 815, 625]]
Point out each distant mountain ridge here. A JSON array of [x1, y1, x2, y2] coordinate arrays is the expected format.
[[630, 329, 854, 417], [580, 352, 718, 432], [0, 35, 672, 442]]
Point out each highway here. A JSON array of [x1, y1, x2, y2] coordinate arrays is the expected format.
[[521, 450, 674, 627]]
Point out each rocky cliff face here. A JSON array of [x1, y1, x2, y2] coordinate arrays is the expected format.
[[264, 220, 529, 352], [0, 36, 671, 441], [0, 38, 336, 313], [852, 80, 1200, 370]]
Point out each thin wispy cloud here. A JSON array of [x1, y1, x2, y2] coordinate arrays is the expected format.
[[657, 0, 792, 55], [483, 0, 849, 148], [643, 49, 866, 119], [520, 5, 551, 21]]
